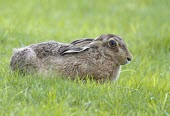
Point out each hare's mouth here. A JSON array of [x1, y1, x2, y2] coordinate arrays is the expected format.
[[121, 59, 131, 65]]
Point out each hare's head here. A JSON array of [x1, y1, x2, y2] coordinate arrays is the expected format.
[[61, 34, 132, 65], [92, 34, 133, 65]]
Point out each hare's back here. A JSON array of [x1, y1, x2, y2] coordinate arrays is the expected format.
[[30, 41, 68, 59]]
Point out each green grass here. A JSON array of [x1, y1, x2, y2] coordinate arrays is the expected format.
[[0, 0, 170, 115]]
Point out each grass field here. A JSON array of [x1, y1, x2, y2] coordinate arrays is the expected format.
[[0, 0, 170, 115]]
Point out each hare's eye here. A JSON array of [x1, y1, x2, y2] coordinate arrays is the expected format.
[[108, 40, 117, 47]]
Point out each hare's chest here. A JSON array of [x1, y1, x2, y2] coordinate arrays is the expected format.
[[75, 59, 116, 80]]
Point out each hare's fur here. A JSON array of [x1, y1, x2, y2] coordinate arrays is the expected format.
[[10, 34, 132, 81]]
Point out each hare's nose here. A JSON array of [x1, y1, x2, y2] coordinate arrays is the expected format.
[[127, 57, 131, 62]]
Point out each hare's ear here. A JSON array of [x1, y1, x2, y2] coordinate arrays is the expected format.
[[60, 38, 94, 55], [61, 46, 90, 55], [71, 38, 93, 45]]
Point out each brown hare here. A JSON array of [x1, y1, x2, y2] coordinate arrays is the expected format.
[[10, 34, 132, 81]]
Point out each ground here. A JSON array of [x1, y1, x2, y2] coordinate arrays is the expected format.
[[0, 0, 170, 115]]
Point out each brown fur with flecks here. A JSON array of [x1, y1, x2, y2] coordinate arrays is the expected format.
[[10, 34, 132, 81]]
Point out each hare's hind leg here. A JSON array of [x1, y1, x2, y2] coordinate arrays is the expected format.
[[10, 47, 39, 73]]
